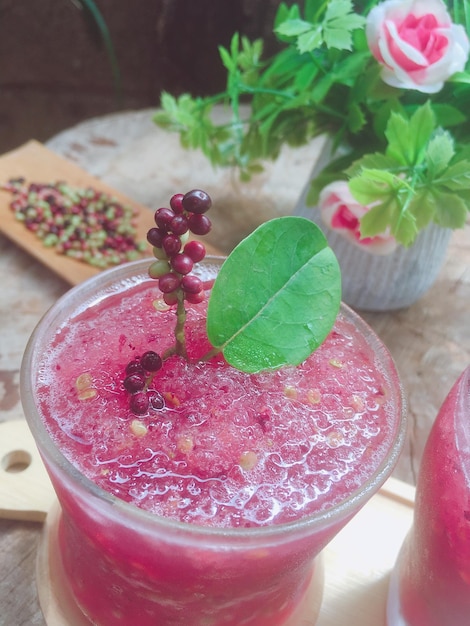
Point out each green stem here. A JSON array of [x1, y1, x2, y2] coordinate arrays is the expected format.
[[313, 0, 329, 23], [71, 0, 122, 107], [159, 288, 188, 362], [159, 290, 222, 365], [161, 345, 177, 361], [173, 290, 188, 359], [227, 76, 245, 166], [194, 82, 346, 122], [199, 346, 223, 362], [395, 168, 422, 231]]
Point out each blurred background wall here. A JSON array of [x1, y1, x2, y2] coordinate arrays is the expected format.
[[0, 0, 285, 153]]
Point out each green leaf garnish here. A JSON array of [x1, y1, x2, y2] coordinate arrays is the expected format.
[[206, 217, 341, 373]]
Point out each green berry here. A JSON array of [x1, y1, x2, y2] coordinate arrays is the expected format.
[[149, 260, 171, 279]]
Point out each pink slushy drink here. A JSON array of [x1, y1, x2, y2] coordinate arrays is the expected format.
[[387, 366, 470, 626], [22, 257, 405, 626]]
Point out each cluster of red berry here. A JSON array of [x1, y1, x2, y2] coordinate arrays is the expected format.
[[123, 190, 212, 415], [123, 351, 165, 415], [146, 189, 212, 305]]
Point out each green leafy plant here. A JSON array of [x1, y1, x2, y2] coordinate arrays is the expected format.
[[71, 0, 122, 104], [154, 0, 470, 247]]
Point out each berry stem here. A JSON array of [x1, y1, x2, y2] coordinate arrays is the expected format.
[[147, 189, 213, 363], [173, 289, 188, 359]]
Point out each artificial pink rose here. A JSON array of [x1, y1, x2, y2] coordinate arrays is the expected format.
[[318, 181, 398, 255], [366, 0, 470, 93]]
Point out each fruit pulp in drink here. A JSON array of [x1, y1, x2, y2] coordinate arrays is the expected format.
[[33, 266, 403, 626]]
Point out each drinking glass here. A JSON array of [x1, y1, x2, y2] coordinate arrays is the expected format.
[[21, 257, 406, 626], [387, 366, 470, 626]]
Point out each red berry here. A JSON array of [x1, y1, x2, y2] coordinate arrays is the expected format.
[[148, 390, 165, 410], [181, 274, 203, 294], [147, 227, 165, 248], [123, 373, 146, 393], [184, 240, 206, 262], [162, 234, 182, 257], [158, 272, 181, 293], [182, 189, 212, 214], [170, 193, 184, 214], [154, 207, 174, 230], [185, 290, 206, 304], [188, 213, 211, 235], [163, 291, 179, 306], [125, 359, 145, 376], [170, 214, 189, 236], [130, 393, 149, 415], [140, 351, 162, 372], [171, 253, 194, 275]]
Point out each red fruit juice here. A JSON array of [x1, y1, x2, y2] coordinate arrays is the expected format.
[[24, 258, 405, 626], [387, 366, 470, 626]]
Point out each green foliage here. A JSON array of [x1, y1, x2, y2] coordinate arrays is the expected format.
[[73, 0, 122, 105], [275, 0, 366, 52], [154, 0, 370, 178], [348, 104, 470, 245], [154, 0, 470, 243], [207, 217, 341, 373]]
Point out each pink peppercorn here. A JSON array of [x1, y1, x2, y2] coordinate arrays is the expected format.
[[2, 179, 146, 268]]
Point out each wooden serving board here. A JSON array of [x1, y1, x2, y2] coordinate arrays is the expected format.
[[0, 140, 219, 285]]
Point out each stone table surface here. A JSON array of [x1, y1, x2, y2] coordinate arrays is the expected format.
[[0, 109, 469, 625]]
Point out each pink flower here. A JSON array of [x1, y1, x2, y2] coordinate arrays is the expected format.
[[318, 181, 398, 255], [366, 0, 469, 93]]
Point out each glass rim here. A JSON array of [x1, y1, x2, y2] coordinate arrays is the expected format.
[[20, 256, 407, 542]]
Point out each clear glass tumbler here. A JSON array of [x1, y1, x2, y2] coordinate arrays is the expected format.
[[21, 257, 406, 626], [387, 366, 470, 626]]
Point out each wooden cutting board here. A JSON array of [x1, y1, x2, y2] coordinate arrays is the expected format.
[[0, 140, 219, 285]]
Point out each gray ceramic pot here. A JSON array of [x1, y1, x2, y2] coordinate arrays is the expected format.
[[293, 152, 452, 312]]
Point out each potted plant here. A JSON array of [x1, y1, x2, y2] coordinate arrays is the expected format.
[[154, 0, 470, 311]]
